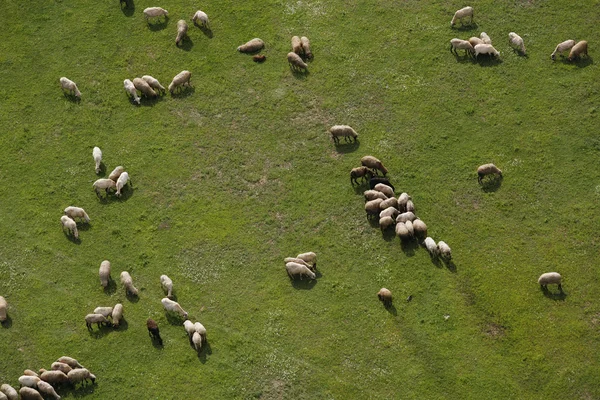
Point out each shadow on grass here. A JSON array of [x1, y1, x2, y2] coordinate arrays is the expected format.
[[196, 341, 212, 364], [165, 312, 186, 325], [452, 53, 476, 64], [78, 222, 92, 232], [367, 216, 379, 229], [120, 0, 134, 17], [291, 68, 309, 80], [382, 228, 396, 242], [171, 86, 195, 99], [452, 23, 478, 32], [96, 162, 106, 176], [1, 316, 13, 328], [352, 182, 369, 195], [126, 292, 139, 303], [147, 18, 169, 31], [573, 56, 593, 68], [400, 239, 418, 256], [197, 25, 213, 38], [445, 260, 457, 273], [60, 381, 96, 397], [334, 140, 360, 154], [384, 303, 398, 316], [480, 176, 502, 192], [290, 278, 317, 290], [177, 38, 194, 52], [428, 254, 443, 268], [88, 324, 114, 339], [117, 184, 134, 201], [541, 287, 567, 301], [476, 56, 503, 67], [511, 48, 528, 58], [114, 318, 128, 332], [63, 231, 81, 244], [103, 279, 117, 295], [63, 93, 81, 103], [151, 335, 164, 349]]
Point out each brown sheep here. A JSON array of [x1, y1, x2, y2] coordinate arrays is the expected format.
[[377, 288, 393, 307], [477, 163, 502, 183], [350, 166, 373, 185], [361, 156, 388, 176], [147, 318, 163, 345]]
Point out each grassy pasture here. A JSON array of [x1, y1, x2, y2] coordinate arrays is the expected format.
[[1, 0, 600, 398]]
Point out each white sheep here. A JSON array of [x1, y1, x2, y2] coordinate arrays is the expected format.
[[183, 320, 195, 337], [60, 215, 78, 240], [396, 211, 416, 223], [168, 70, 192, 93], [23, 370, 38, 377], [160, 275, 174, 299], [550, 39, 575, 60], [0, 296, 7, 322], [330, 125, 358, 144], [237, 38, 264, 53], [175, 20, 188, 46], [194, 321, 207, 342], [132, 78, 157, 98], [51, 361, 72, 374], [0, 392, 6, 400], [108, 166, 124, 182], [437, 241, 452, 260], [56, 356, 83, 368], [508, 32, 526, 54], [377, 288, 392, 306], [59, 77, 81, 98], [18, 387, 43, 400], [1, 384, 18, 400], [141, 76, 166, 94], [192, 10, 209, 28], [116, 171, 129, 197], [397, 192, 411, 212], [406, 200, 415, 213], [477, 163, 502, 183], [143, 7, 168, 22], [285, 262, 316, 280], [395, 222, 411, 241], [291, 36, 303, 55], [379, 206, 399, 220], [412, 219, 427, 238], [40, 370, 69, 385], [36, 381, 60, 400], [287, 52, 308, 72], [120, 271, 139, 296], [405, 220, 415, 238], [161, 297, 188, 318], [361, 155, 388, 176], [424, 237, 438, 257], [123, 79, 141, 105], [93, 306, 113, 318], [365, 198, 384, 216], [85, 313, 110, 330], [93, 146, 102, 174], [67, 368, 96, 385], [18, 376, 40, 388], [93, 178, 116, 197], [480, 32, 492, 44], [468, 37, 484, 47], [450, 6, 473, 27], [474, 44, 500, 58], [364, 190, 387, 201], [450, 38, 474, 56], [568, 40, 588, 61], [538, 272, 563, 291], [284, 257, 312, 269], [379, 216, 395, 231], [99, 260, 111, 287], [374, 183, 394, 198], [64, 206, 89, 223], [112, 303, 124, 327], [301, 36, 312, 59], [297, 252, 317, 268], [379, 197, 398, 210], [192, 331, 203, 351]]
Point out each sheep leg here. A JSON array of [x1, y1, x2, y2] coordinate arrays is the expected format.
[[558, 283, 563, 292]]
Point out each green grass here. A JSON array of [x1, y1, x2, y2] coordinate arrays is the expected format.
[[1, 0, 600, 398]]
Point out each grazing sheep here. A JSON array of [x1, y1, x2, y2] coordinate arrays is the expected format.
[[168, 70, 192, 93], [51, 362, 72, 374], [369, 177, 395, 191], [379, 215, 395, 231], [396, 211, 416, 223], [192, 331, 203, 351], [450, 6, 474, 27], [93, 146, 102, 174], [108, 166, 124, 181], [253, 54, 266, 63], [161, 298, 188, 318], [365, 198, 384, 216], [297, 252, 317, 268], [18, 376, 40, 388], [364, 190, 387, 201], [237, 38, 264, 53], [405, 220, 415, 237], [59, 77, 81, 98], [112, 303, 124, 327], [538, 272, 562, 291], [379, 197, 398, 210], [23, 370, 38, 377], [424, 237, 438, 257], [67, 368, 95, 386], [133, 78, 157, 98], [291, 36, 303, 55], [192, 10, 209, 28], [0, 296, 7, 322], [438, 241, 452, 260], [99, 260, 111, 288], [406, 200, 415, 213], [395, 222, 411, 241], [0, 392, 6, 400], [183, 320, 195, 337], [351, 167, 373, 185], [160, 275, 174, 299], [175, 20, 188, 46], [301, 36, 312, 59], [477, 163, 502, 183], [64, 206, 89, 223], [93, 307, 113, 318], [412, 219, 427, 239], [397, 193, 411, 212], [40, 370, 69, 385], [551, 39, 576, 60], [120, 271, 139, 296], [468, 37, 484, 47], [480, 32, 492, 45], [93, 178, 116, 197], [143, 7, 168, 22], [146, 318, 163, 345], [115, 171, 130, 197], [379, 206, 399, 220], [285, 262, 316, 280], [508, 32, 526, 54], [18, 388, 43, 400], [474, 44, 500, 58], [568, 40, 588, 61], [287, 52, 308, 72], [450, 38, 474, 56], [36, 381, 60, 400], [56, 356, 83, 369], [123, 79, 141, 105], [1, 384, 18, 400], [85, 313, 111, 330], [374, 183, 394, 198], [361, 156, 388, 176], [377, 288, 392, 307], [194, 322, 207, 342], [60, 215, 78, 240], [141, 76, 166, 94], [284, 257, 312, 270], [330, 125, 358, 144]]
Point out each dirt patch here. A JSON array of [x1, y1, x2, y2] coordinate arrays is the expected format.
[[158, 220, 171, 230], [484, 322, 506, 339], [590, 313, 600, 327]]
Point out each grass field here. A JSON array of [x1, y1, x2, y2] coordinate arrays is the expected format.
[[1, 0, 600, 398]]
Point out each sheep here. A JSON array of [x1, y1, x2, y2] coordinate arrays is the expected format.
[[361, 156, 388, 176], [56, 356, 83, 369], [477, 163, 502, 183], [412, 219, 427, 239], [379, 206, 399, 220], [395, 222, 411, 241], [36, 381, 60, 400], [379, 197, 398, 210], [480, 32, 492, 45], [161, 298, 188, 318], [551, 39, 576, 60], [450, 6, 473, 27], [474, 44, 500, 58], [120, 271, 139, 296], [50, 362, 72, 374], [397, 193, 411, 212], [468, 37, 484, 47], [115, 171, 130, 197], [297, 252, 317, 268], [0, 384, 17, 400], [284, 257, 312, 270], [285, 262, 316, 280], [0, 392, 6, 400], [364, 190, 387, 201], [450, 38, 474, 56], [40, 370, 69, 386], [64, 206, 89, 223], [146, 318, 163, 345], [374, 183, 394, 198], [160, 275, 174, 299], [93, 307, 113, 318], [124, 79, 141, 105], [438, 241, 452, 260], [18, 388, 43, 400], [194, 321, 207, 342], [93, 178, 116, 197], [192, 10, 209, 28], [379, 216, 395, 231], [99, 260, 111, 288], [237, 38, 264, 53], [350, 167, 373, 185], [405, 220, 415, 237], [508, 32, 526, 54], [67, 368, 95, 386], [301, 36, 312, 59], [377, 288, 392, 307], [253, 54, 266, 63], [59, 77, 81, 98], [23, 370, 38, 377], [396, 211, 416, 223], [406, 200, 415, 213], [85, 313, 111, 330], [141, 76, 166, 94], [143, 7, 168, 22], [330, 125, 358, 144], [424, 237, 438, 257], [93, 146, 102, 174], [365, 198, 384, 216], [192, 331, 203, 351], [291, 36, 303, 55], [107, 165, 123, 181], [0, 296, 7, 322], [287, 52, 308, 72], [132, 78, 157, 98], [538, 272, 562, 291], [168, 70, 192, 93], [18, 376, 40, 388], [60, 216, 78, 240], [175, 20, 188, 46], [568, 40, 588, 61], [183, 320, 195, 338], [369, 177, 395, 191], [112, 303, 124, 327]]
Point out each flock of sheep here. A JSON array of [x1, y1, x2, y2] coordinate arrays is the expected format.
[[284, 252, 318, 280]]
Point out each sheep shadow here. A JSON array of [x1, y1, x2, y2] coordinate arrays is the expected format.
[[452, 53, 476, 63], [426, 253, 443, 268], [383, 303, 398, 316], [116, 185, 134, 201], [125, 292, 140, 303], [334, 140, 360, 154], [59, 381, 96, 397], [88, 324, 114, 339], [352, 182, 369, 195], [511, 48, 528, 57], [541, 286, 567, 301], [139, 95, 163, 107], [291, 68, 309, 80], [573, 56, 593, 68], [62, 93, 81, 103], [120, 0, 134, 17], [400, 239, 419, 256], [1, 316, 13, 328], [113, 318, 129, 332], [452, 23, 478, 32], [151, 336, 164, 349], [103, 279, 117, 295], [63, 231, 81, 244], [480, 176, 502, 192], [476, 56, 503, 67], [171, 86, 195, 99], [366, 215, 379, 228], [147, 18, 169, 31], [177, 37, 194, 52], [77, 223, 92, 232], [290, 277, 317, 290], [196, 341, 212, 363], [444, 260, 457, 273], [382, 228, 396, 242], [165, 312, 186, 325], [197, 25, 213, 38]]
